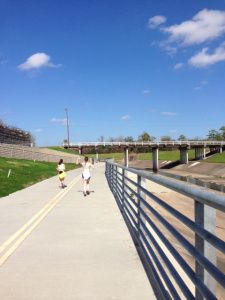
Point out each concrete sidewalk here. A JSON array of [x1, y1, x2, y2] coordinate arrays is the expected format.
[[0, 163, 156, 300]]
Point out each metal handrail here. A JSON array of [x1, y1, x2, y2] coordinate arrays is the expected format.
[[65, 140, 225, 147], [112, 162, 225, 211], [105, 161, 225, 300]]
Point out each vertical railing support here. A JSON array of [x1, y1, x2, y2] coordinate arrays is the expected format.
[[137, 175, 146, 240], [152, 147, 159, 173], [122, 168, 125, 211], [195, 201, 216, 300]]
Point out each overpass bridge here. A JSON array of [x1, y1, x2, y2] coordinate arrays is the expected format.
[[0, 162, 224, 299], [65, 141, 225, 172]]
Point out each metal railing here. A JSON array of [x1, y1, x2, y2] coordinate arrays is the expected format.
[[105, 161, 225, 300], [65, 141, 225, 147]]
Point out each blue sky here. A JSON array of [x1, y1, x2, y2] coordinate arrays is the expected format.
[[1, 0, 225, 146]]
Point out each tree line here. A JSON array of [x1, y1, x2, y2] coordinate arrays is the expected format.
[[98, 126, 225, 142]]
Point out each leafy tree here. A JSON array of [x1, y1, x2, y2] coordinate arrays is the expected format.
[[161, 135, 172, 141], [177, 134, 187, 141], [207, 129, 222, 141], [138, 131, 155, 142], [124, 136, 134, 142], [98, 136, 104, 142], [219, 126, 225, 140]]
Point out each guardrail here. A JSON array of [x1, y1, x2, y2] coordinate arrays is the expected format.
[[105, 161, 225, 300], [64, 141, 225, 147]]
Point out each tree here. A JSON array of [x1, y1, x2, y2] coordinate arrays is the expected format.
[[219, 126, 225, 140], [138, 131, 155, 142], [98, 136, 104, 142], [207, 129, 222, 141], [161, 135, 172, 141], [124, 136, 134, 142], [177, 134, 187, 141]]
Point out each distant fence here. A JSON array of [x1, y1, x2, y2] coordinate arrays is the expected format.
[[0, 143, 81, 164], [105, 161, 225, 300]]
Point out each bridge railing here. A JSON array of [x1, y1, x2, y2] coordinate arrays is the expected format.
[[65, 140, 225, 147], [105, 161, 225, 300]]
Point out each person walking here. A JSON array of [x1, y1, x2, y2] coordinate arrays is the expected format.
[[57, 159, 66, 188], [82, 156, 93, 196]]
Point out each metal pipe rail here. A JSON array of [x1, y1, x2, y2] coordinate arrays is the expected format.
[[105, 161, 225, 300], [65, 141, 225, 147]]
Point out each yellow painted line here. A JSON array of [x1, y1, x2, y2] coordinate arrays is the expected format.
[[0, 188, 65, 254], [0, 175, 80, 266]]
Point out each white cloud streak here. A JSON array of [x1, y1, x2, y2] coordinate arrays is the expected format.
[[189, 42, 225, 67], [120, 115, 130, 121], [34, 128, 43, 133], [148, 15, 167, 28], [161, 111, 177, 116], [50, 118, 67, 125], [174, 63, 184, 70], [163, 9, 225, 46], [141, 89, 150, 94], [18, 53, 60, 71]]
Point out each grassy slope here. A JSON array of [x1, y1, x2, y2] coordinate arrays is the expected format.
[[86, 152, 124, 160], [47, 146, 79, 155], [139, 150, 195, 160], [86, 150, 196, 161], [0, 157, 79, 197], [205, 152, 225, 163]]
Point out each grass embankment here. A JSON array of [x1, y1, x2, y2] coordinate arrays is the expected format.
[[47, 146, 79, 155], [139, 150, 195, 161], [0, 157, 79, 198], [86, 150, 196, 161], [205, 152, 225, 163], [86, 152, 124, 160]]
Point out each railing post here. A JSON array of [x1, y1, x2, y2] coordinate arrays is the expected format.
[[115, 165, 118, 196], [195, 201, 216, 300], [122, 168, 125, 211], [152, 147, 159, 173], [137, 175, 146, 240]]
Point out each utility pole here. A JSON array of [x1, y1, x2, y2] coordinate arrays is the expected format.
[[65, 108, 70, 147]]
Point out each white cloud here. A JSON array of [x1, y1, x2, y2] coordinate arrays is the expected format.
[[50, 118, 67, 125], [169, 129, 178, 133], [189, 42, 225, 67], [34, 128, 43, 133], [18, 53, 60, 71], [174, 63, 184, 70], [148, 15, 167, 29], [161, 111, 177, 116], [194, 80, 208, 90], [120, 115, 130, 121], [163, 9, 225, 46], [141, 89, 150, 94]]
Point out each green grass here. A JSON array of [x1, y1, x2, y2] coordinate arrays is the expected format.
[[0, 157, 80, 198], [47, 146, 79, 155], [139, 150, 195, 161], [204, 152, 225, 163], [86, 150, 196, 161], [86, 152, 124, 160]]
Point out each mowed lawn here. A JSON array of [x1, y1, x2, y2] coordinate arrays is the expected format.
[[47, 146, 79, 155], [205, 152, 225, 163], [87, 150, 196, 161], [0, 157, 80, 197], [139, 150, 195, 161]]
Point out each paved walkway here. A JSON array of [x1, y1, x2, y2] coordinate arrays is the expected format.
[[0, 163, 156, 300]]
